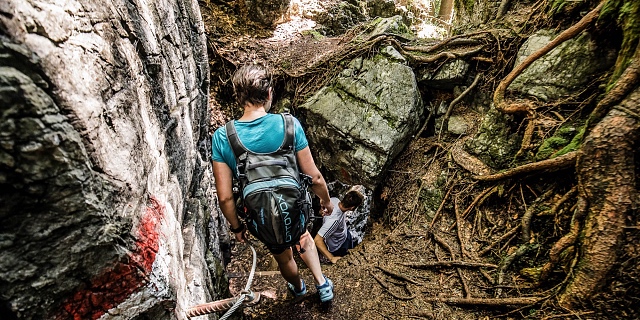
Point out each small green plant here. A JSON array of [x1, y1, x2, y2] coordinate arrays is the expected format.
[[301, 29, 325, 41]]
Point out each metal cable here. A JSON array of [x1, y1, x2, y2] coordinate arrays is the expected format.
[[186, 243, 258, 319], [219, 243, 257, 320]]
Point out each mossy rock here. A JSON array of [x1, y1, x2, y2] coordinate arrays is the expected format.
[[535, 121, 585, 160]]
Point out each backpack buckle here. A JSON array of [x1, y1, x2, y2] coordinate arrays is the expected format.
[[300, 173, 313, 187]]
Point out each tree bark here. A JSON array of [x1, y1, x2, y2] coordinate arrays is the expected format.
[[438, 0, 455, 22], [559, 86, 640, 307]]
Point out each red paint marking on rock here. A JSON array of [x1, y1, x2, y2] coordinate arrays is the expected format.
[[53, 197, 165, 320]]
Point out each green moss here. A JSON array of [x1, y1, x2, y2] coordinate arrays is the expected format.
[[301, 29, 325, 41], [554, 125, 585, 157], [455, 0, 475, 14], [536, 136, 569, 160], [603, 0, 640, 90], [535, 123, 585, 160], [550, 0, 568, 15], [420, 187, 444, 218]]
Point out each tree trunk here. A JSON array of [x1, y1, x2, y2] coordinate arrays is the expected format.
[[438, 0, 455, 22], [560, 85, 640, 307]]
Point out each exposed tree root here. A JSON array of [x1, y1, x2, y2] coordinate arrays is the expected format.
[[376, 266, 421, 285], [454, 199, 471, 259], [431, 232, 470, 298], [540, 197, 587, 282], [541, 311, 595, 320], [559, 86, 640, 307], [428, 183, 455, 230], [515, 116, 537, 157], [496, 244, 538, 297], [422, 296, 543, 306], [522, 189, 554, 243], [492, 1, 605, 114], [478, 225, 520, 256], [587, 43, 640, 129], [439, 73, 482, 139], [496, 0, 512, 19], [539, 185, 577, 217], [408, 46, 484, 63], [371, 271, 417, 300], [283, 33, 409, 102], [403, 261, 498, 269], [472, 151, 577, 181], [448, 184, 498, 231], [403, 31, 492, 53]]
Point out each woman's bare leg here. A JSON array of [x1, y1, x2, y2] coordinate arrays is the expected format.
[[297, 231, 326, 285], [273, 248, 303, 291]]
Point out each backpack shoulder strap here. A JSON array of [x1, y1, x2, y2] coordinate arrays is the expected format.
[[225, 120, 248, 160], [280, 113, 295, 152]]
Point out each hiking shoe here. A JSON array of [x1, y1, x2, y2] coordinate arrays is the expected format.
[[316, 275, 334, 302], [287, 279, 307, 297]]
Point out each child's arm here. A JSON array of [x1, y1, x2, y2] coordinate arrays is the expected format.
[[314, 234, 341, 264]]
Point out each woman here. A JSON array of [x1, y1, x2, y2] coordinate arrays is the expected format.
[[211, 64, 335, 302]]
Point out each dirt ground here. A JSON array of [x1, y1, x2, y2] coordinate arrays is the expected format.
[[199, 1, 639, 319], [223, 136, 555, 320]]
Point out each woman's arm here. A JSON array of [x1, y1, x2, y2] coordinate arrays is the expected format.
[[296, 147, 334, 215], [212, 161, 246, 242]]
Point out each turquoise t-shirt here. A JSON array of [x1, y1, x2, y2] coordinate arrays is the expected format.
[[211, 113, 309, 176]]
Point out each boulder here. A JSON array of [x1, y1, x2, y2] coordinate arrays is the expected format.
[[465, 107, 520, 169], [417, 59, 470, 89], [510, 30, 617, 101], [361, 15, 414, 39], [299, 47, 424, 189], [245, 0, 290, 26], [315, 0, 368, 36], [367, 0, 397, 18]]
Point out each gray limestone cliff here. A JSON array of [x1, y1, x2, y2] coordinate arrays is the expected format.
[[0, 0, 227, 319]]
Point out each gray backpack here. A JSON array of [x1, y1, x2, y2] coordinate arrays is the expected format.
[[226, 113, 312, 250]]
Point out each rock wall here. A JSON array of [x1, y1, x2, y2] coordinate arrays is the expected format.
[[299, 43, 423, 189], [0, 1, 227, 319]]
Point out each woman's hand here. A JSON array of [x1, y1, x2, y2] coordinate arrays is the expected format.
[[320, 199, 334, 216], [234, 229, 248, 243]]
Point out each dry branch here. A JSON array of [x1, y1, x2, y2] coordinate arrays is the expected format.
[[472, 151, 578, 181], [403, 261, 498, 269], [492, 1, 605, 114]]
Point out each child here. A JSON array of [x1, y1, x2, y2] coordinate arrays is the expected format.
[[314, 185, 365, 263]]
